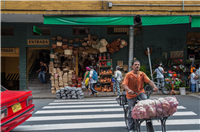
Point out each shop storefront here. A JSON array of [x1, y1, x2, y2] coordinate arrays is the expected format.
[[43, 16, 134, 93]]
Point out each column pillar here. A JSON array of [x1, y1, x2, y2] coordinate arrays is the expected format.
[[129, 26, 134, 71]]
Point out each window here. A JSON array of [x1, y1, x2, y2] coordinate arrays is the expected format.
[[73, 27, 90, 35], [33, 27, 51, 35], [1, 86, 7, 92], [107, 26, 129, 35], [1, 27, 14, 36]]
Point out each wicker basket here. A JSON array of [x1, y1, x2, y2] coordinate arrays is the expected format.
[[84, 37, 88, 41], [57, 42, 62, 46], [194, 49, 199, 52], [197, 39, 200, 42], [79, 47, 85, 51], [50, 53, 55, 58], [52, 44, 57, 49], [51, 37, 56, 41], [190, 37, 196, 41], [68, 44, 74, 50], [82, 42, 87, 47], [64, 49, 73, 55], [190, 46, 195, 50], [69, 40, 74, 43], [74, 38, 80, 42], [117, 61, 123, 68], [123, 65, 128, 71], [63, 39, 68, 42], [92, 40, 97, 45], [85, 47, 90, 50], [92, 36, 98, 40], [57, 36, 63, 41]]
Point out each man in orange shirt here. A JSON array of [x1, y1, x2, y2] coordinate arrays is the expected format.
[[123, 60, 158, 132]]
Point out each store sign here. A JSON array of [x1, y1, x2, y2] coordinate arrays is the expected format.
[[1, 48, 15, 53], [27, 39, 49, 45]]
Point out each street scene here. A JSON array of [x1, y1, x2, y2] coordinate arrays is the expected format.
[[1, 0, 200, 132], [13, 96, 200, 132]]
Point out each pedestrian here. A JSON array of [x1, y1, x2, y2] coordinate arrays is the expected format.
[[37, 61, 48, 84], [122, 60, 158, 132], [188, 64, 196, 92], [83, 67, 92, 95], [113, 66, 122, 97], [195, 67, 200, 92], [152, 63, 167, 92], [190, 69, 197, 93], [89, 66, 98, 96]]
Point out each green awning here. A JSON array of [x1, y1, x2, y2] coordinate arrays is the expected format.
[[191, 16, 200, 28], [44, 16, 133, 25], [142, 16, 189, 26]]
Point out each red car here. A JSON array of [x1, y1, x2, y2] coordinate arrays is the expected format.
[[1, 85, 35, 132]]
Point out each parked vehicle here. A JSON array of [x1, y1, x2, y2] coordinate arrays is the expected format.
[[1, 85, 35, 132]]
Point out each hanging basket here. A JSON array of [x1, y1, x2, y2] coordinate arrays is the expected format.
[[62, 44, 68, 50], [190, 37, 196, 41], [63, 39, 68, 42], [51, 37, 56, 41], [190, 46, 195, 50], [52, 44, 57, 49], [82, 42, 87, 47], [69, 40, 74, 43], [74, 38, 80, 42], [57, 36, 63, 41], [194, 49, 199, 52]]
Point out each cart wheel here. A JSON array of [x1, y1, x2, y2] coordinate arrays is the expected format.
[[162, 85, 171, 95], [124, 107, 130, 129], [146, 120, 154, 132]]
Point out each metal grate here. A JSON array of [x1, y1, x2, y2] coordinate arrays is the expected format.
[[107, 26, 129, 35], [1, 27, 14, 36]]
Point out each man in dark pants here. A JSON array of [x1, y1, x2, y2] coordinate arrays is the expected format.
[[122, 60, 158, 132], [37, 61, 48, 84]]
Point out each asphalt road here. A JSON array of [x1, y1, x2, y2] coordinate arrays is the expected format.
[[12, 95, 200, 132]]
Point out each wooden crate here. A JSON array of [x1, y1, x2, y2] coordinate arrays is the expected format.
[[123, 65, 128, 71]]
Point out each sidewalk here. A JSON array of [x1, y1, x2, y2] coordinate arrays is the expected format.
[[32, 90, 200, 99]]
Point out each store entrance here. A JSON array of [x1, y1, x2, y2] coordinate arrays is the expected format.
[[27, 48, 50, 88], [1, 57, 20, 90]]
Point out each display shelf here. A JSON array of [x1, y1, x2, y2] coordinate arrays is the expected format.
[[100, 66, 111, 68], [100, 82, 111, 84], [99, 59, 112, 61], [100, 74, 112, 76]]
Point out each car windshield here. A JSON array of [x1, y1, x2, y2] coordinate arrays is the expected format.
[[1, 86, 7, 92]]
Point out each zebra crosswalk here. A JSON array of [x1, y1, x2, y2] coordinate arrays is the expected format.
[[13, 97, 200, 132]]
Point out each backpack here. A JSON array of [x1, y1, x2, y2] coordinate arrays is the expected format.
[[92, 70, 98, 80]]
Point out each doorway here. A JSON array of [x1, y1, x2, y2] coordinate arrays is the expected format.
[[27, 47, 50, 87]]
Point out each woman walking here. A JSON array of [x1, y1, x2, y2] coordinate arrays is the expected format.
[[83, 67, 92, 95]]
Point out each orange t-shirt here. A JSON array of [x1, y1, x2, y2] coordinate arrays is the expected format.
[[191, 67, 195, 73], [122, 71, 150, 99]]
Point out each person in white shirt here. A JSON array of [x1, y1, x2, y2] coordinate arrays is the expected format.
[[195, 67, 200, 92], [153, 63, 167, 92], [89, 66, 98, 96], [113, 66, 122, 97], [191, 69, 196, 93]]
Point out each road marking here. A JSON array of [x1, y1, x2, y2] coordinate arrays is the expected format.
[[27, 114, 124, 121], [173, 111, 197, 116], [43, 104, 120, 109], [177, 106, 186, 109], [13, 119, 200, 131], [54, 98, 116, 102], [35, 107, 196, 116], [42, 105, 186, 109], [35, 108, 123, 114], [189, 94, 200, 99], [49, 101, 118, 105], [155, 130, 200, 132]]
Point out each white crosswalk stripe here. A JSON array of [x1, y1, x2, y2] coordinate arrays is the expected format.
[[13, 97, 199, 132]]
